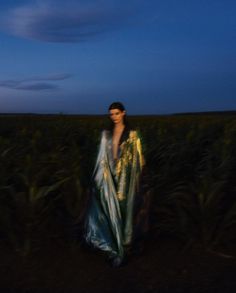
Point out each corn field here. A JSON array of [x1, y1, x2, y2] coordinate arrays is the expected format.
[[0, 113, 236, 256]]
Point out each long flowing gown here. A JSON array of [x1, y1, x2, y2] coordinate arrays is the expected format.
[[84, 126, 148, 262]]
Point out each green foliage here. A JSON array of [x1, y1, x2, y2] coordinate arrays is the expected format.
[[0, 113, 236, 255]]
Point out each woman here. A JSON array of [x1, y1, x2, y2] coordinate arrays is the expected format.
[[83, 102, 149, 267]]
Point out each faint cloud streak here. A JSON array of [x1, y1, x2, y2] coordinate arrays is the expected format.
[[16, 83, 58, 91], [0, 73, 72, 91]]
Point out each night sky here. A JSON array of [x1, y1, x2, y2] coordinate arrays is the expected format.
[[0, 0, 235, 115]]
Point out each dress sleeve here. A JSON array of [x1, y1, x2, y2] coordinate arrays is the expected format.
[[92, 130, 107, 187]]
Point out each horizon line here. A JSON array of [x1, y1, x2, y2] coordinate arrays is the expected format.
[[0, 109, 236, 116]]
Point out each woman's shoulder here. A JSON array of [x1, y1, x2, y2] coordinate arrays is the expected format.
[[128, 128, 142, 137], [101, 129, 111, 135], [101, 129, 111, 139]]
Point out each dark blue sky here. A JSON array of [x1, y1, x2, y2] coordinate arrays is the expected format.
[[0, 0, 235, 114]]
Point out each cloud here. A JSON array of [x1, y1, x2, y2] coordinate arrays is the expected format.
[[22, 73, 73, 82], [0, 73, 72, 91], [16, 83, 58, 91], [0, 0, 142, 43]]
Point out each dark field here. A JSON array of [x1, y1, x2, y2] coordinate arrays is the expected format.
[[0, 113, 236, 292], [0, 235, 236, 292]]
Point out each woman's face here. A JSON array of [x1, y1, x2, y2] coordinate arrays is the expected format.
[[109, 109, 126, 125]]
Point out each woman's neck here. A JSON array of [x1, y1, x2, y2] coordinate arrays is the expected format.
[[113, 122, 125, 131]]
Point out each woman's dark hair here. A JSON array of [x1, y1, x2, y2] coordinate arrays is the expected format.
[[108, 102, 126, 112]]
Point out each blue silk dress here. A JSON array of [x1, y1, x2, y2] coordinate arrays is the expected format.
[[84, 127, 145, 263]]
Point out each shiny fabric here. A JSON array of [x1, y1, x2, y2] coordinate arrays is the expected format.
[[84, 127, 146, 260]]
